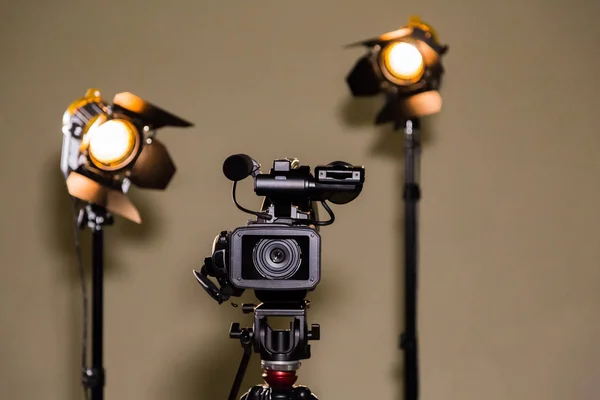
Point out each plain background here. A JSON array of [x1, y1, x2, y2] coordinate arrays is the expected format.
[[2, 0, 600, 399]]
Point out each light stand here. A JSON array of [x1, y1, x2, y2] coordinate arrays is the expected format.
[[61, 88, 193, 400], [78, 204, 114, 400], [396, 118, 421, 400], [344, 16, 447, 399]]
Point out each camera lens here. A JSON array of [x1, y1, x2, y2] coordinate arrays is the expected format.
[[253, 239, 302, 280], [270, 249, 285, 263]]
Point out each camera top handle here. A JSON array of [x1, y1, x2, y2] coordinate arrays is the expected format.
[[222, 154, 365, 225]]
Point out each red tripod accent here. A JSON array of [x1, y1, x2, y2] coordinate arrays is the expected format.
[[263, 370, 298, 389]]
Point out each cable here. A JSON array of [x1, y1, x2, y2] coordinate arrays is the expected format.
[[69, 195, 90, 400], [309, 201, 335, 226], [231, 181, 272, 221], [231, 179, 335, 226]]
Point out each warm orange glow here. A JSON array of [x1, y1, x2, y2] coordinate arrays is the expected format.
[[400, 90, 443, 117], [380, 41, 425, 84], [63, 88, 102, 120], [406, 16, 440, 43], [86, 118, 140, 171], [378, 16, 440, 46], [113, 92, 149, 114], [62, 88, 105, 135], [78, 114, 102, 152], [66, 172, 142, 223], [379, 27, 413, 42]]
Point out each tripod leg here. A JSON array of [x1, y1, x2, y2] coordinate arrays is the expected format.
[[242, 385, 270, 400], [228, 341, 253, 400], [241, 385, 319, 400], [291, 386, 318, 399]]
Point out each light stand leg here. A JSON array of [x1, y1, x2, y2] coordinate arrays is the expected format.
[[400, 119, 421, 400]]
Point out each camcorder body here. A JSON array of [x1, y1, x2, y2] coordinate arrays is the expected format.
[[218, 224, 320, 291], [195, 154, 365, 305]]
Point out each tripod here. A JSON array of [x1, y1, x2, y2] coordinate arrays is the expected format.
[[227, 300, 321, 400], [396, 117, 421, 400], [77, 204, 113, 400]]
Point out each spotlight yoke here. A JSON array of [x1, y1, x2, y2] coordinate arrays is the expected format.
[[345, 17, 449, 124], [61, 88, 193, 223]]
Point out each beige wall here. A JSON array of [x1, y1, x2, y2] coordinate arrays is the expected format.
[[2, 0, 600, 399]]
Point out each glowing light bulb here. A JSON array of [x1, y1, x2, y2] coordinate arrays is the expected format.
[[88, 119, 138, 170], [381, 41, 425, 83]]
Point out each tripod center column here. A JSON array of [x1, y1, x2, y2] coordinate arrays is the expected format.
[[261, 361, 300, 388]]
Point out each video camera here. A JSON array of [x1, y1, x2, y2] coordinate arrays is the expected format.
[[194, 154, 365, 305]]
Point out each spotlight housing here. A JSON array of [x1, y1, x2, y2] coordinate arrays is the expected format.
[[61, 88, 193, 223], [345, 16, 449, 124]]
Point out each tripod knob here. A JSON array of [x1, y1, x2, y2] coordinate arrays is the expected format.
[[230, 323, 253, 346], [293, 387, 314, 400], [230, 322, 242, 338], [242, 303, 256, 314], [308, 324, 320, 340]]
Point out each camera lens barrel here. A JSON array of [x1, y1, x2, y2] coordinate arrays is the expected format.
[[252, 238, 302, 280]]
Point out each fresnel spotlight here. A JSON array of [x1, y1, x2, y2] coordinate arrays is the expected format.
[[60, 88, 192, 400], [346, 16, 448, 125], [61, 88, 192, 223], [346, 16, 449, 400]]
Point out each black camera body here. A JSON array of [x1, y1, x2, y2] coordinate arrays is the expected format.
[[195, 154, 364, 305]]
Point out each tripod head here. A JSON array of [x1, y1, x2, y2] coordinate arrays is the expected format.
[[227, 301, 320, 400], [232, 301, 320, 363]]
